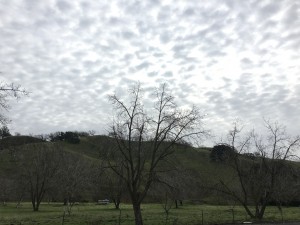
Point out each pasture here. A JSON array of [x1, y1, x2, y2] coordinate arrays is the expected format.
[[0, 202, 299, 225]]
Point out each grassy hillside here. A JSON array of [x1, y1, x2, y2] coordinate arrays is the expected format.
[[62, 135, 236, 203], [0, 135, 44, 149], [1, 135, 299, 206], [0, 136, 45, 176]]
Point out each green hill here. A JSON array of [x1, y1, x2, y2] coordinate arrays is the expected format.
[[60, 135, 235, 203], [0, 135, 299, 207], [0, 135, 44, 149]]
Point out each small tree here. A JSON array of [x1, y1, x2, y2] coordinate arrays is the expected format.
[[49, 132, 65, 142], [64, 132, 80, 144], [210, 144, 235, 162], [0, 125, 11, 139], [108, 83, 207, 225], [0, 177, 13, 205], [18, 143, 62, 211], [217, 120, 300, 220], [103, 166, 126, 209], [57, 153, 90, 215]]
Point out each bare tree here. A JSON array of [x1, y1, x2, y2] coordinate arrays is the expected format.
[[103, 165, 126, 209], [0, 177, 13, 205], [216, 120, 300, 220], [89, 163, 106, 202], [14, 175, 27, 208], [150, 163, 191, 209], [18, 142, 62, 211], [0, 82, 28, 125], [108, 83, 207, 225], [57, 153, 91, 215]]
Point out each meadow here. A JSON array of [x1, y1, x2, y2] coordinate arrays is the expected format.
[[0, 202, 300, 225]]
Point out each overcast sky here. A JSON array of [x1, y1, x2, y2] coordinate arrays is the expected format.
[[1, 0, 300, 146]]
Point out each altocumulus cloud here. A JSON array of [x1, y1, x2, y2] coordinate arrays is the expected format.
[[0, 0, 299, 145]]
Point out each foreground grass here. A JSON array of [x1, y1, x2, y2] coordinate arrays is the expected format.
[[0, 202, 299, 225]]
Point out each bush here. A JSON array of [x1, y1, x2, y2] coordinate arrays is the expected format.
[[210, 144, 235, 162]]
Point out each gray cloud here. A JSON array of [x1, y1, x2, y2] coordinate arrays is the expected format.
[[56, 0, 72, 12], [1, 0, 299, 145]]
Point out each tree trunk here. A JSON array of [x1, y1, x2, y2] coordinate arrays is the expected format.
[[242, 202, 267, 220], [32, 191, 43, 211], [32, 198, 39, 211], [34, 205, 39, 211], [113, 198, 120, 209], [174, 200, 178, 209], [31, 195, 38, 211], [256, 204, 267, 220], [33, 198, 41, 211], [242, 203, 255, 219], [133, 202, 143, 225], [63, 198, 67, 206]]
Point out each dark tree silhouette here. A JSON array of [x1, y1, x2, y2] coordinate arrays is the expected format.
[[210, 144, 235, 162], [0, 125, 11, 139], [107, 83, 207, 225], [216, 120, 300, 220], [19, 143, 63, 211]]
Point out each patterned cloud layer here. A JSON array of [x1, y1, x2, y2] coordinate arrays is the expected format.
[[1, 0, 299, 144]]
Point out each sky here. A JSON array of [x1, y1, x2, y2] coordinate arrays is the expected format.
[[1, 0, 300, 146]]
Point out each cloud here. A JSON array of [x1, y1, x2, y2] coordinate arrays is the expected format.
[[56, 0, 72, 12], [0, 0, 299, 146]]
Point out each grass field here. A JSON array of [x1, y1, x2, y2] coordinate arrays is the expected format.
[[0, 202, 300, 225]]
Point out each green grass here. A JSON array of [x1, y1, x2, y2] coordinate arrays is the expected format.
[[0, 203, 299, 225]]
